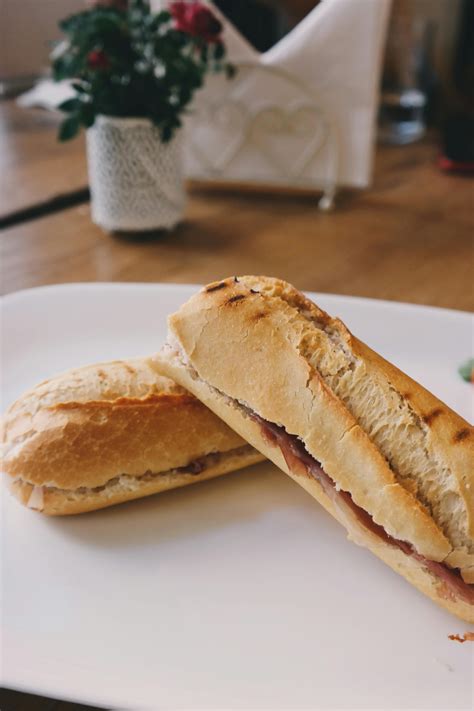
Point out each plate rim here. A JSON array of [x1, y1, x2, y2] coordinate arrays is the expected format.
[[1, 280, 472, 320]]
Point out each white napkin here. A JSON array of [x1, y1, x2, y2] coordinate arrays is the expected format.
[[186, 0, 392, 189], [17, 79, 73, 111]]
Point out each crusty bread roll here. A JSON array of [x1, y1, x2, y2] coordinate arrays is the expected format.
[[2, 358, 263, 515], [156, 276, 474, 622]]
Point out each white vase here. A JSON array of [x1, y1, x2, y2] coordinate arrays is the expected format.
[[86, 116, 186, 232]]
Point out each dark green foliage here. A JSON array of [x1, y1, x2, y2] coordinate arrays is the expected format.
[[59, 115, 81, 141], [53, 0, 234, 142], [458, 358, 474, 383]]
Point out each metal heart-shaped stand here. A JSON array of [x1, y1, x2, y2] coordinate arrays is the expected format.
[[187, 62, 339, 210]]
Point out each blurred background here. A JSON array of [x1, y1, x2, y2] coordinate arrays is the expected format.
[[1, 0, 472, 123], [0, 1, 467, 86], [1, 0, 473, 161]]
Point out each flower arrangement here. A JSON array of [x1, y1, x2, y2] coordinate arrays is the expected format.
[[53, 0, 233, 142]]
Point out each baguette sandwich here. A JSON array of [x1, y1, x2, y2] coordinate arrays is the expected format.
[[156, 276, 474, 622], [2, 358, 263, 514]]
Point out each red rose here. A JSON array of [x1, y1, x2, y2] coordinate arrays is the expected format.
[[170, 1, 223, 43], [87, 49, 110, 70]]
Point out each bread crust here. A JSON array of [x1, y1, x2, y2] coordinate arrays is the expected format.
[[351, 336, 474, 577], [164, 279, 464, 556], [9, 445, 262, 515], [156, 346, 474, 623], [2, 358, 263, 512]]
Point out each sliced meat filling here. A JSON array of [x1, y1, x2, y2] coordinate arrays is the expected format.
[[20, 444, 255, 497], [251, 412, 474, 606]]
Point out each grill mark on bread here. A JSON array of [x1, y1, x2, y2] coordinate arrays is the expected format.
[[205, 282, 228, 293], [122, 363, 136, 375], [423, 408, 443, 425], [227, 294, 246, 304], [251, 311, 268, 321], [454, 429, 471, 443]]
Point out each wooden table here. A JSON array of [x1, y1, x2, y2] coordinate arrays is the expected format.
[[1, 100, 473, 711], [1, 103, 473, 310], [0, 102, 88, 224]]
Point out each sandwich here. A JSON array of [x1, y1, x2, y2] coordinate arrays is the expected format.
[[2, 357, 263, 514], [155, 275, 474, 623]]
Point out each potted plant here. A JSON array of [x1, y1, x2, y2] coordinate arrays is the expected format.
[[53, 0, 233, 232]]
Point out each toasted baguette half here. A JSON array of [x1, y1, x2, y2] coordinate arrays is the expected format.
[[155, 276, 474, 622], [2, 358, 263, 514]]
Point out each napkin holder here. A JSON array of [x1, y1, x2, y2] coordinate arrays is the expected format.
[[184, 0, 392, 208]]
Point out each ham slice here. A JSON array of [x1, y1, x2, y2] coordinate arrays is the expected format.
[[251, 413, 474, 606]]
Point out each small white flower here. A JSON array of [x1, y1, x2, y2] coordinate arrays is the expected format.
[[50, 40, 70, 61], [134, 61, 149, 74], [153, 62, 166, 79]]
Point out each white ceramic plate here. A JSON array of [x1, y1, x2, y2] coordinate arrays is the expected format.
[[1, 283, 473, 711]]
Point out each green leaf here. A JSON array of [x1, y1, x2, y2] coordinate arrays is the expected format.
[[58, 97, 80, 112], [156, 10, 171, 23], [225, 63, 237, 79], [52, 56, 71, 82], [161, 123, 173, 142], [213, 42, 224, 61], [58, 115, 81, 141], [59, 10, 90, 35], [93, 14, 125, 34], [458, 358, 474, 383], [72, 81, 88, 93], [79, 102, 96, 128], [54, 51, 85, 80]]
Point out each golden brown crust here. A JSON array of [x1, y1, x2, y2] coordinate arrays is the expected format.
[[164, 277, 461, 562], [165, 275, 474, 579], [155, 347, 474, 623], [9, 445, 263, 515], [350, 337, 474, 577], [2, 358, 263, 507]]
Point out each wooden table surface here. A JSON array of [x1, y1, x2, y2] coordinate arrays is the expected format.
[[1, 100, 473, 711], [1, 104, 473, 310], [0, 103, 88, 222]]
